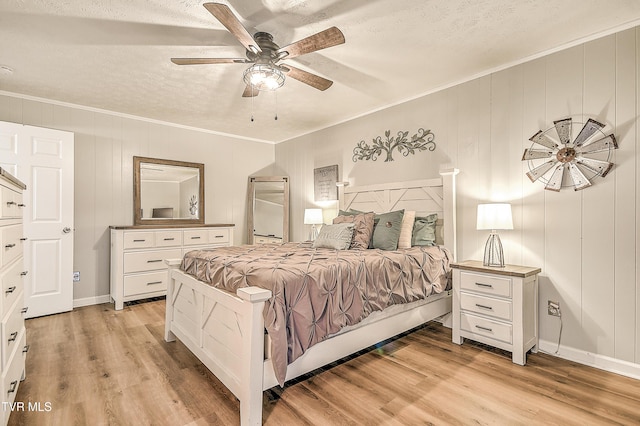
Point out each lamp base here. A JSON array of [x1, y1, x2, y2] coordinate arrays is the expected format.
[[308, 224, 319, 241], [483, 232, 505, 268]]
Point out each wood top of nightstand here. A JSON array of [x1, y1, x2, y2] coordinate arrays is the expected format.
[[451, 260, 541, 278]]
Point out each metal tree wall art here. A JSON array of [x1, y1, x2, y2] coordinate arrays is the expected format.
[[352, 127, 436, 162], [522, 117, 617, 191]]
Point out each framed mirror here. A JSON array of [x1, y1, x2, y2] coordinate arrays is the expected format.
[[134, 156, 204, 226], [247, 176, 289, 244]]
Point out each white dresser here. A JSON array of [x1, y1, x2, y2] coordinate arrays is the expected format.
[[110, 224, 234, 310], [0, 169, 28, 425], [452, 260, 540, 365]]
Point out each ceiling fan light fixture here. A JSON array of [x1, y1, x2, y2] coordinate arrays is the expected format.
[[243, 63, 285, 91]]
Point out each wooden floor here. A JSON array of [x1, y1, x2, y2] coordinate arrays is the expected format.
[[8, 298, 640, 425]]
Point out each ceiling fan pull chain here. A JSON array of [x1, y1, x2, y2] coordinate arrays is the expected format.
[[274, 91, 278, 121], [250, 86, 255, 122]]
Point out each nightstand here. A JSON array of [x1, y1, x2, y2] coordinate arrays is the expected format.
[[451, 260, 541, 365]]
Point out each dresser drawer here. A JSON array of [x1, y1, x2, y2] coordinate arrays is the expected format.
[[460, 271, 511, 298], [1, 224, 23, 268], [460, 292, 512, 321], [123, 231, 155, 249], [184, 229, 209, 246], [124, 271, 167, 297], [460, 312, 512, 344], [2, 296, 24, 369], [209, 228, 230, 245], [1, 185, 24, 219], [1, 259, 24, 315], [254, 236, 282, 244], [1, 329, 25, 407], [155, 230, 182, 247], [123, 248, 182, 274]]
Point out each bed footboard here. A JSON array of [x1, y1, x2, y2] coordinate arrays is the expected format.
[[164, 260, 270, 426]]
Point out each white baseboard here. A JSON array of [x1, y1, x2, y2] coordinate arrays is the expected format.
[[539, 339, 640, 381], [73, 294, 111, 308]]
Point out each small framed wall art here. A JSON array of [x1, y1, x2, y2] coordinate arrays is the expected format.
[[314, 165, 338, 201]]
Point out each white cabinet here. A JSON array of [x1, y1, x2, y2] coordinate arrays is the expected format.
[[452, 260, 540, 365], [110, 225, 234, 310], [0, 169, 28, 426]]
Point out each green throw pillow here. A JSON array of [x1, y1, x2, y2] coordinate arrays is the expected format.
[[372, 209, 404, 251], [412, 213, 438, 246]]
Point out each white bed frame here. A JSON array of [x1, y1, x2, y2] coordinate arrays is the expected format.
[[164, 169, 458, 425]]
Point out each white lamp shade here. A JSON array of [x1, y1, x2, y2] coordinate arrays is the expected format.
[[477, 203, 513, 230], [304, 208, 323, 225]]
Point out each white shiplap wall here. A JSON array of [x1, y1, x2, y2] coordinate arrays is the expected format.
[[0, 95, 275, 305], [276, 28, 640, 371]]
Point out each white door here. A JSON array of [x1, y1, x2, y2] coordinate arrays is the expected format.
[[0, 121, 74, 318]]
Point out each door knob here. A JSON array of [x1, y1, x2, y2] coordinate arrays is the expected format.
[[63, 227, 71, 234]]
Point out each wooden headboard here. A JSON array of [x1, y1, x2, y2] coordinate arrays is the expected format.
[[337, 169, 458, 259]]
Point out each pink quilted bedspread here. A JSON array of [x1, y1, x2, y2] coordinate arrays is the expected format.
[[180, 242, 452, 386]]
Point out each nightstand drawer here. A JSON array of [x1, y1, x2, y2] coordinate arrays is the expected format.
[[461, 312, 512, 344], [460, 271, 511, 298], [460, 292, 512, 321]]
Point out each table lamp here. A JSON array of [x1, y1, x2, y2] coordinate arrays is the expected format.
[[477, 203, 513, 267], [304, 208, 323, 241]]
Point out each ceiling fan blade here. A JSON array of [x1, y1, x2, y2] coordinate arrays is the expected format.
[[568, 163, 592, 191], [544, 163, 565, 192], [522, 149, 553, 160], [573, 118, 604, 147], [526, 160, 556, 183], [242, 85, 259, 97], [280, 64, 333, 91], [171, 58, 247, 65], [277, 27, 345, 59], [203, 2, 261, 53], [529, 130, 558, 150], [554, 118, 572, 145]]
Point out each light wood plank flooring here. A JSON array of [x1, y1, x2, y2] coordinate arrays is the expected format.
[[8, 298, 640, 425]]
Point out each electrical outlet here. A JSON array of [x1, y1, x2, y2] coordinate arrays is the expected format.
[[73, 271, 80, 282], [548, 300, 560, 316]]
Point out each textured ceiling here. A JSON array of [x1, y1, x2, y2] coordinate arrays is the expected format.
[[1, 1, 640, 143]]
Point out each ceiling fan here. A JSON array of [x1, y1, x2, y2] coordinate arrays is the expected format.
[[171, 2, 345, 97]]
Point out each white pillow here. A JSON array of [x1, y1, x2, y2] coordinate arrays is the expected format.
[[313, 223, 355, 250], [397, 210, 416, 249]]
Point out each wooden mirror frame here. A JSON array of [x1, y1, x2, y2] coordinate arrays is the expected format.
[[134, 156, 205, 226], [247, 176, 289, 244]]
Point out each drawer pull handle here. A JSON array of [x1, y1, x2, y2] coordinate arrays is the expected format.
[[5, 286, 16, 294], [17, 203, 26, 207], [7, 381, 17, 394], [23, 344, 30, 354], [146, 281, 163, 286], [21, 307, 28, 314], [475, 325, 493, 332], [8, 332, 18, 342], [6, 201, 16, 206], [4, 243, 16, 248], [214, 235, 224, 238], [133, 239, 146, 242], [191, 236, 201, 239], [147, 259, 162, 263], [20, 237, 27, 241], [475, 303, 493, 310], [20, 271, 28, 276], [163, 238, 175, 241], [475, 282, 493, 288]]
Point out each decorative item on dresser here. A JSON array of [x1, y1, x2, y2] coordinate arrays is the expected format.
[[109, 224, 234, 310], [451, 260, 540, 365], [0, 168, 29, 426], [476, 203, 513, 268]]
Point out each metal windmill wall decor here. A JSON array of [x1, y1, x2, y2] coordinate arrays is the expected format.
[[522, 118, 618, 191]]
